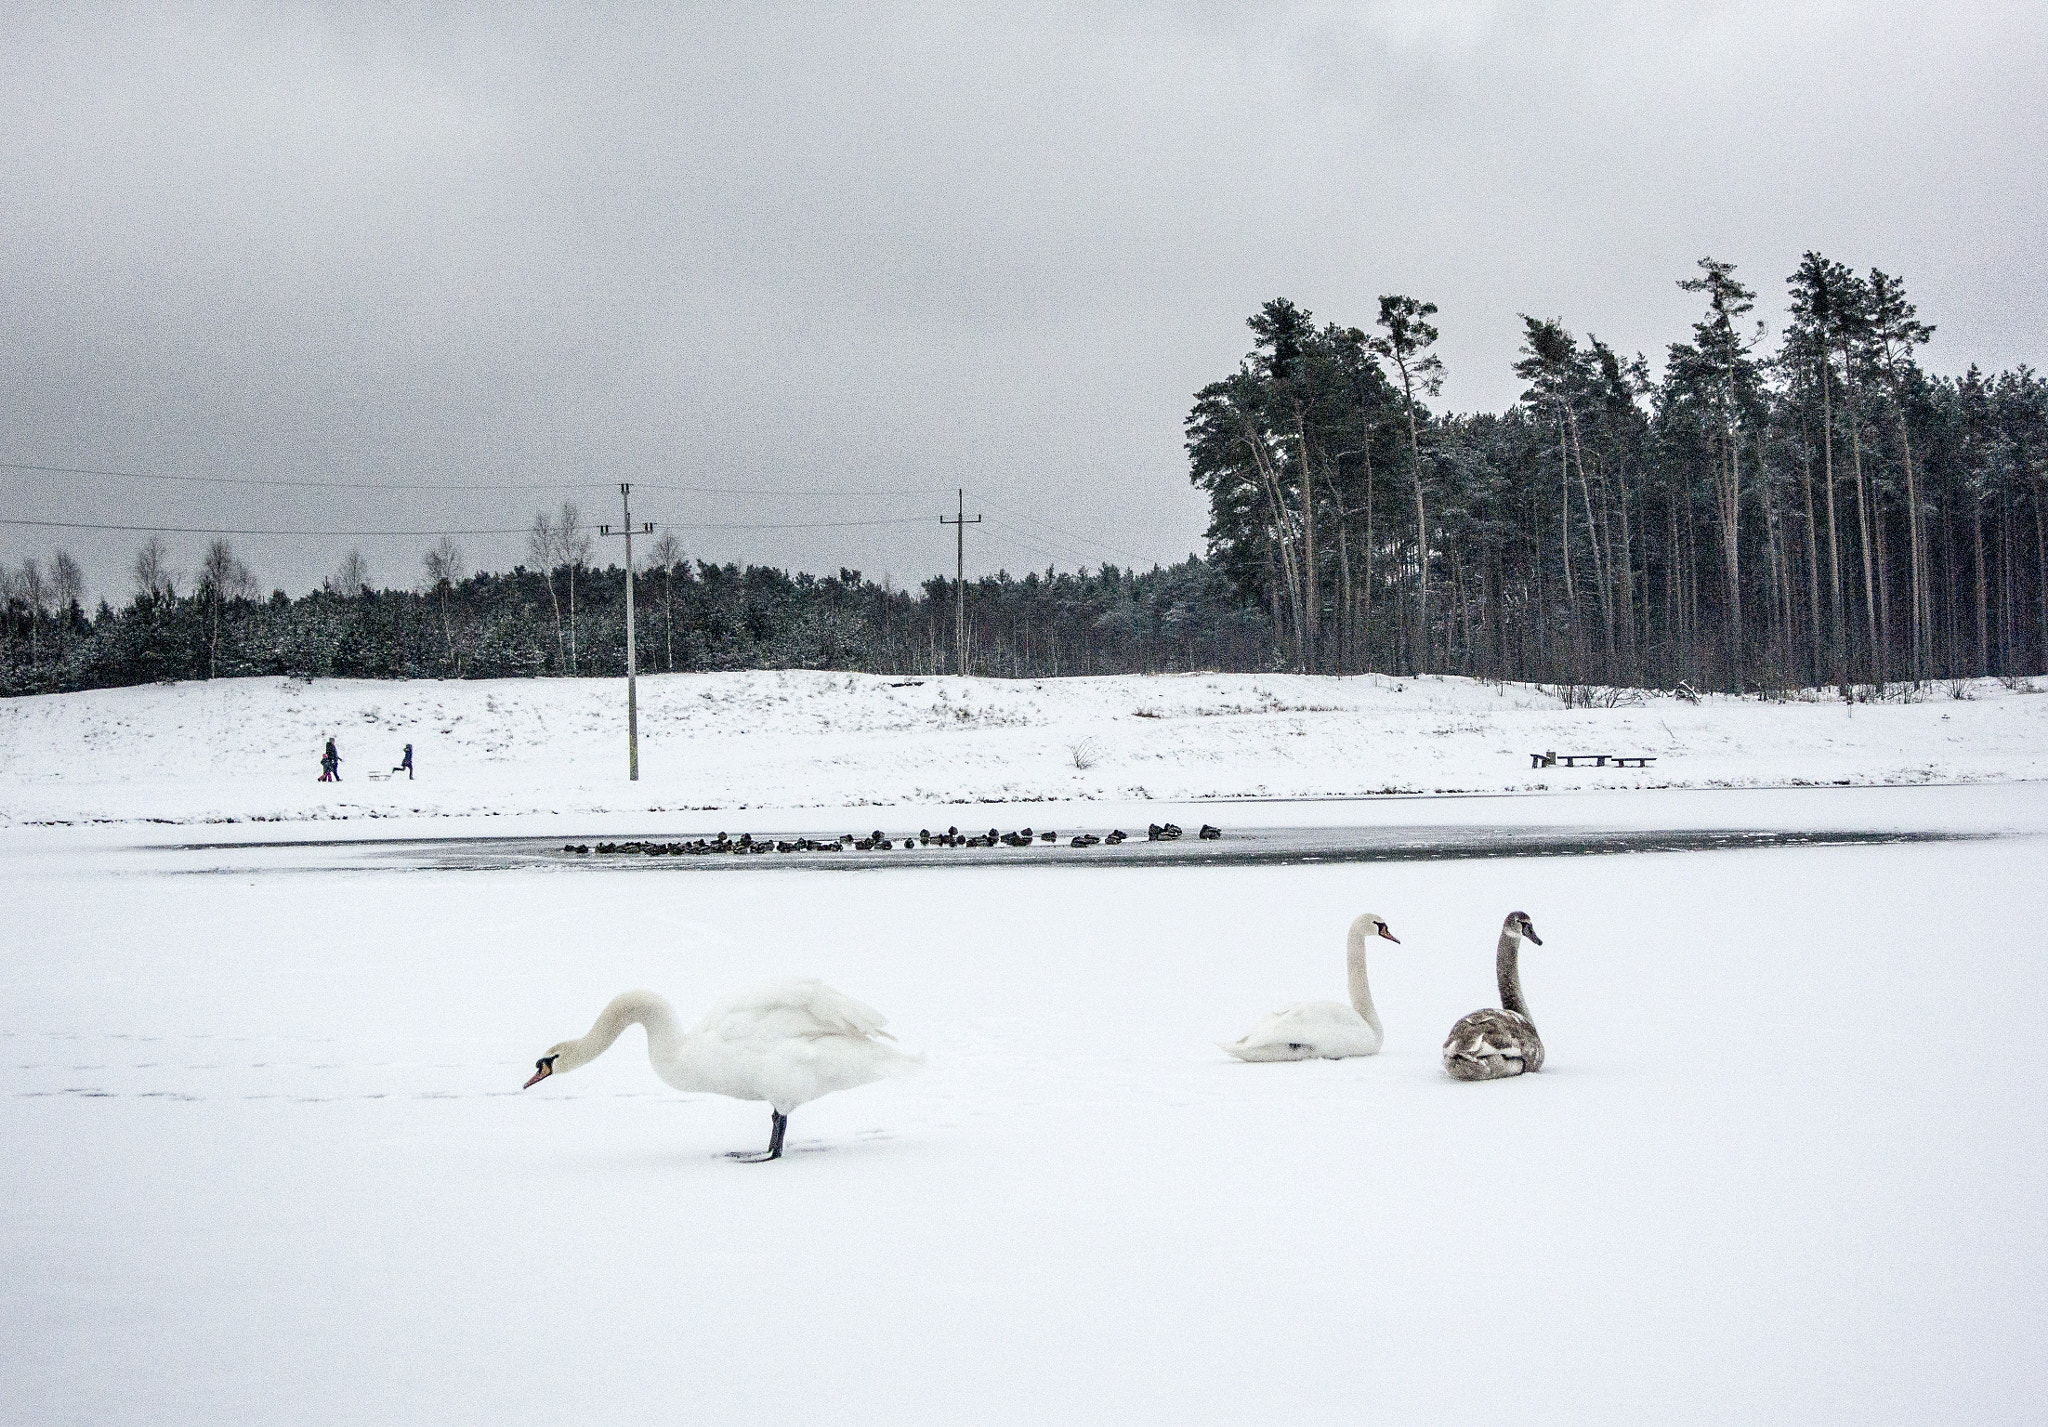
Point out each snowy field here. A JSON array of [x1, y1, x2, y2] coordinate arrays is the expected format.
[[3, 778, 2047, 1425], [3, 677, 2047, 1423], [2, 670, 2046, 827]]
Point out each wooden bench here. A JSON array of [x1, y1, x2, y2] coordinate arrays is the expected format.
[[1529, 752, 1657, 769]]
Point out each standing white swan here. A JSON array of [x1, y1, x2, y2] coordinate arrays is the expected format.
[[523, 981, 921, 1161], [1221, 912, 1400, 1061], [1443, 911, 1545, 1081]]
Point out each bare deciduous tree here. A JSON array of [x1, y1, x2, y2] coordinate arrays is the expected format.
[[648, 529, 682, 672], [324, 549, 369, 598], [19, 557, 47, 661], [51, 550, 84, 617], [528, 510, 565, 668], [422, 537, 466, 671], [132, 535, 177, 603], [198, 539, 256, 676], [557, 502, 592, 673]]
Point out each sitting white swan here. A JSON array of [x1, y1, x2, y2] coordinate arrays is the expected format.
[[523, 981, 921, 1161], [1222, 912, 1400, 1061]]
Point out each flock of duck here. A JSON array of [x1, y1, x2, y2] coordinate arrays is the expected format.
[[524, 908, 1549, 1161], [565, 822, 1222, 856]]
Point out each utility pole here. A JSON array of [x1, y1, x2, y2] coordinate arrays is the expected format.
[[939, 487, 981, 675], [600, 483, 654, 780]]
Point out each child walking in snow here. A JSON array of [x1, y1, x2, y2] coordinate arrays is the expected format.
[[394, 743, 413, 779], [320, 737, 341, 782]]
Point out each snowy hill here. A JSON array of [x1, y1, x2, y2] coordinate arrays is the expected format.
[[1, 670, 2043, 826]]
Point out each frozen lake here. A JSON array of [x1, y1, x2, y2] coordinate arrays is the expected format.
[[4, 783, 2046, 1425]]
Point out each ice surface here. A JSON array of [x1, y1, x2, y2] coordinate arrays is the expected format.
[[3, 780, 2046, 1424], [3, 677, 2046, 1423]]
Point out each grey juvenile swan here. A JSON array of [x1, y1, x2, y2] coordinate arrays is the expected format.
[[1443, 911, 1546, 1080]]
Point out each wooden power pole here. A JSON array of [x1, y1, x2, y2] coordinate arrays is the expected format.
[[600, 483, 654, 780], [940, 488, 981, 675]]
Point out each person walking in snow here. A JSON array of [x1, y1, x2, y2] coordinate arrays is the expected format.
[[320, 736, 341, 782], [394, 743, 413, 780]]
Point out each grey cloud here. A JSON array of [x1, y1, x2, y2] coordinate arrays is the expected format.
[[3, 2, 2042, 602]]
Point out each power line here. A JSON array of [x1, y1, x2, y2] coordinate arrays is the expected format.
[[0, 459, 948, 498], [0, 461, 1172, 571], [977, 495, 1154, 567], [0, 518, 535, 537], [0, 461, 592, 492], [669, 518, 933, 531], [982, 513, 1175, 573], [0, 516, 936, 538], [639, 482, 946, 497], [982, 516, 1102, 569]]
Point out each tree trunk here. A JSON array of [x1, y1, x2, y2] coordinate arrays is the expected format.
[[1294, 416, 1318, 673], [1798, 444, 1823, 687], [1557, 418, 1576, 636], [1896, 407, 1928, 680], [1820, 363, 1845, 688], [542, 571, 564, 670], [2035, 491, 2048, 672], [1567, 408, 1614, 663], [1716, 425, 1744, 691], [1397, 369, 1429, 675], [1848, 412, 1881, 683], [1363, 440, 1376, 673], [663, 568, 675, 672], [1245, 433, 1306, 668], [1874, 486, 1894, 682], [1335, 508, 1353, 673], [567, 566, 579, 674], [1972, 494, 1989, 676], [1666, 494, 1681, 676]]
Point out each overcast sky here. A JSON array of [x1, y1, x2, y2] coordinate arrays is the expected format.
[[4, 1, 2043, 603]]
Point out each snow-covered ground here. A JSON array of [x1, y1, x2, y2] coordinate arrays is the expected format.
[[4, 678, 2046, 1423], [1, 670, 2045, 826]]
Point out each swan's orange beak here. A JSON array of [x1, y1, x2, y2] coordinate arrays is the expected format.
[[523, 1058, 554, 1089], [1378, 925, 1401, 943]]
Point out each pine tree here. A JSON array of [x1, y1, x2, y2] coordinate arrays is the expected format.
[[1368, 295, 1445, 673]]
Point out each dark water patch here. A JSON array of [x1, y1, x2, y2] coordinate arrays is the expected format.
[[185, 824, 1992, 873]]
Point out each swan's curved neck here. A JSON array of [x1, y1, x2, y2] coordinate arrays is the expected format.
[[561, 989, 686, 1073], [1345, 919, 1384, 1036], [1496, 925, 1530, 1020]]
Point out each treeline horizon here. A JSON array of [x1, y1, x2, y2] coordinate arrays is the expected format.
[[0, 539, 1270, 694], [5, 248, 2045, 695]]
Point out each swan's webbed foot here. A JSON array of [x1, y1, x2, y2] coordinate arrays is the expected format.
[[727, 1110, 788, 1162]]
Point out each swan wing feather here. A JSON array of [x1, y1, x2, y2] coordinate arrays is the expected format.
[[693, 978, 895, 1045], [1224, 1001, 1381, 1061], [667, 979, 920, 1112], [1442, 1007, 1544, 1078]]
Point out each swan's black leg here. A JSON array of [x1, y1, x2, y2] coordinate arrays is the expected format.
[[727, 1110, 788, 1163]]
